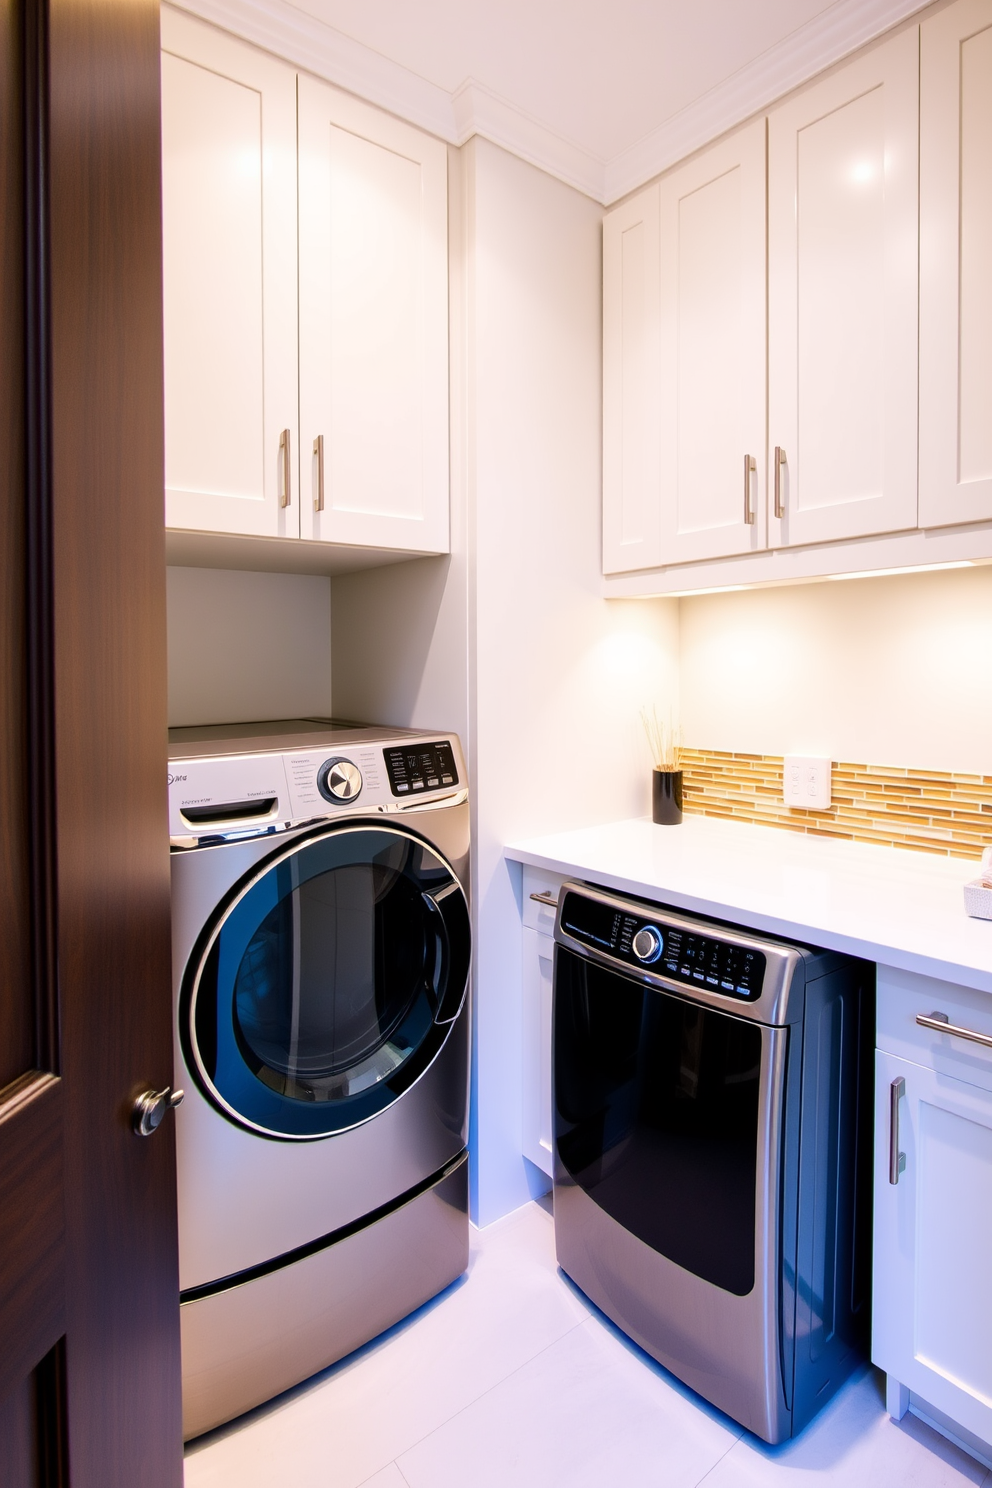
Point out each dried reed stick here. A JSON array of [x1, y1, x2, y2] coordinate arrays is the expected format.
[[640, 706, 683, 771]]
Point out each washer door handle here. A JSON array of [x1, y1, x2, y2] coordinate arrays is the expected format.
[[132, 1085, 184, 1137]]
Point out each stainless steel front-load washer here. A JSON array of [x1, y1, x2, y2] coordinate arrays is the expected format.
[[552, 882, 873, 1444], [168, 719, 471, 1440]]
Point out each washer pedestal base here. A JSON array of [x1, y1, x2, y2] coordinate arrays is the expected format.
[[181, 1155, 468, 1440]]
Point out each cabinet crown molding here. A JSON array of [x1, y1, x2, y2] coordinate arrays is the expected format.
[[167, 0, 928, 204]]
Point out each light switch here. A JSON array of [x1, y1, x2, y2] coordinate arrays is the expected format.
[[783, 756, 831, 811]]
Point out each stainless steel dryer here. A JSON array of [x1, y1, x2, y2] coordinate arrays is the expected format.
[[168, 719, 471, 1440]]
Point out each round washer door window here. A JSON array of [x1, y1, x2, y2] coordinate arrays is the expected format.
[[183, 824, 471, 1139]]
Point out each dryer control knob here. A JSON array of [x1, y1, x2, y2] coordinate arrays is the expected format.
[[318, 757, 363, 803], [632, 926, 663, 963]]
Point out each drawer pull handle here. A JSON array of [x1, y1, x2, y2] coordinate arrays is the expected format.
[[916, 1010, 992, 1050], [889, 1076, 906, 1185], [529, 892, 559, 908]]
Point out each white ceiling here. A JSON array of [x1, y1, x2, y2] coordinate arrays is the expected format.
[[287, 0, 838, 162], [180, 0, 930, 200]]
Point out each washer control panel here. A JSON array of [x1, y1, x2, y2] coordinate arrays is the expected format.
[[559, 890, 766, 1002], [384, 740, 459, 797]]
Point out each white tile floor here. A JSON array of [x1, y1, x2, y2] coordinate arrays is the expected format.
[[184, 1197, 990, 1488]]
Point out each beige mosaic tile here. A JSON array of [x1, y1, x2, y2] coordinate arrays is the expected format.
[[681, 749, 992, 861]]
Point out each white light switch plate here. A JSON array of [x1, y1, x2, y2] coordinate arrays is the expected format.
[[783, 756, 831, 811]]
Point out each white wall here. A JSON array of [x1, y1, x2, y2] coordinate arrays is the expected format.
[[331, 139, 679, 1228], [679, 564, 992, 774], [331, 143, 471, 743], [466, 138, 678, 1225], [166, 566, 332, 727]]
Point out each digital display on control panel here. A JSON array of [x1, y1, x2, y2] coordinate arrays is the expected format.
[[560, 890, 766, 1002], [384, 741, 459, 797]]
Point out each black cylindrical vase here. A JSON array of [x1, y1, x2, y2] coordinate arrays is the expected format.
[[652, 769, 683, 825]]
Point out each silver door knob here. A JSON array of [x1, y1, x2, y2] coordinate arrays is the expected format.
[[132, 1086, 184, 1137]]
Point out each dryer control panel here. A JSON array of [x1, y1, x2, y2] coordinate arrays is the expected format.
[[384, 741, 459, 797], [168, 732, 466, 845]]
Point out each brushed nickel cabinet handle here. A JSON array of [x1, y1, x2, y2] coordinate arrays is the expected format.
[[279, 428, 291, 508], [132, 1086, 184, 1138], [313, 434, 324, 513], [774, 446, 786, 518], [916, 1010, 992, 1050], [529, 892, 559, 908], [743, 454, 756, 525], [889, 1076, 906, 1184]]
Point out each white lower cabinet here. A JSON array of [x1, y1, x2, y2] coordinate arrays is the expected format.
[[873, 968, 992, 1466], [520, 868, 566, 1180]]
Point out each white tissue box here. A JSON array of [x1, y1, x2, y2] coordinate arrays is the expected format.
[[964, 880, 992, 920]]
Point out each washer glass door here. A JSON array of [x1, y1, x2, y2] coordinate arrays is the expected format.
[[184, 824, 470, 1138]]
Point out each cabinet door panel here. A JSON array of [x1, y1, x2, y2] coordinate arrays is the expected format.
[[298, 78, 449, 553], [873, 1049, 992, 1447], [920, 0, 992, 527], [769, 30, 919, 547], [521, 927, 553, 1178], [658, 120, 766, 564], [160, 10, 298, 538], [603, 185, 661, 574]]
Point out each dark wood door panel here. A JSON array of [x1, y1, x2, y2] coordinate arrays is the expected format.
[[0, 1375, 35, 1488], [0, 0, 33, 1098], [47, 0, 183, 1473], [1, 0, 182, 1470], [0, 1075, 65, 1403]]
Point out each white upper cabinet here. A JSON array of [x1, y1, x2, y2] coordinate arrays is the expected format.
[[298, 78, 450, 554], [602, 184, 661, 574], [658, 119, 767, 564], [161, 11, 299, 538], [768, 29, 920, 549], [920, 0, 992, 529]]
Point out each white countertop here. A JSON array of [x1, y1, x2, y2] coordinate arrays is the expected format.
[[505, 814, 992, 994]]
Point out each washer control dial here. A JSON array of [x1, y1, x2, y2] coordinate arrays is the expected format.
[[631, 926, 664, 964], [317, 757, 363, 803]]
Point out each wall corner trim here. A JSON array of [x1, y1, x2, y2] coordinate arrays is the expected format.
[[166, 0, 929, 206]]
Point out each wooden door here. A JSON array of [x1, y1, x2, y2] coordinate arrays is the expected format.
[[160, 8, 299, 539], [919, 0, 992, 529], [298, 74, 450, 554], [873, 1049, 992, 1448], [658, 119, 766, 564], [768, 29, 919, 548], [602, 183, 662, 574], [0, 0, 66, 1475], [0, 0, 182, 1479]]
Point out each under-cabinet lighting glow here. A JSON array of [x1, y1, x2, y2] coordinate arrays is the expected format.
[[825, 561, 976, 582]]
